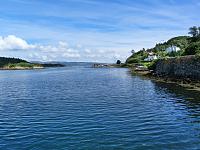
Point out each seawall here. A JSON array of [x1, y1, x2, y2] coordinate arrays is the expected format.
[[155, 55, 200, 80]]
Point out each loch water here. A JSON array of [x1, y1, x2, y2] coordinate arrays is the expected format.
[[0, 63, 200, 150]]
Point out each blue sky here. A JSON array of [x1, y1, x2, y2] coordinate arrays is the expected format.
[[0, 0, 200, 62]]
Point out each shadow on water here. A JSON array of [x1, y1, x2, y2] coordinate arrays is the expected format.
[[132, 72, 200, 105], [133, 73, 200, 116], [152, 81, 200, 118], [153, 81, 200, 102]]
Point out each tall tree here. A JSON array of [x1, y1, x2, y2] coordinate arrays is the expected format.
[[188, 26, 198, 37]]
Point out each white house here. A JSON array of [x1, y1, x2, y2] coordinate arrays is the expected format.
[[144, 53, 158, 61], [166, 46, 180, 53]]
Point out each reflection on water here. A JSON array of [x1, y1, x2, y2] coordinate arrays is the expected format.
[[153, 81, 200, 127], [154, 81, 200, 101], [154, 81, 200, 112]]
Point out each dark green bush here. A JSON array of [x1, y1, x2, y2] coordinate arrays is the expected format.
[[185, 42, 200, 55]]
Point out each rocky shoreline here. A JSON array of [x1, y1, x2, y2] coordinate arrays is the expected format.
[[130, 66, 200, 92]]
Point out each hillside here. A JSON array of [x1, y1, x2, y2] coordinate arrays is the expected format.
[[126, 35, 200, 65], [0, 57, 28, 68]]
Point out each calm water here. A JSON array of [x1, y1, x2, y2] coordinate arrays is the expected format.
[[0, 64, 200, 150]]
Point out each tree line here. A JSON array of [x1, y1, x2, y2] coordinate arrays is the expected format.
[[0, 57, 27, 67]]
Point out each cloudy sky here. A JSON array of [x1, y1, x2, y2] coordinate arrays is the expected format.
[[0, 0, 200, 62]]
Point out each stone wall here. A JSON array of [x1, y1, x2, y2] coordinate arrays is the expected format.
[[155, 55, 200, 80]]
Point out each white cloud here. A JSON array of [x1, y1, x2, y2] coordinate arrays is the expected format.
[[0, 35, 34, 50], [84, 49, 91, 53], [63, 52, 81, 58], [0, 0, 199, 63], [0, 35, 123, 62]]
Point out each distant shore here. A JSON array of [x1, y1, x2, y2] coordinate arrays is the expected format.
[[93, 63, 127, 68], [0, 57, 65, 70], [0, 66, 44, 70], [0, 64, 65, 70]]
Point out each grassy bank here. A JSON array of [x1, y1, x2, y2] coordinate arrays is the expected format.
[[1, 62, 44, 70]]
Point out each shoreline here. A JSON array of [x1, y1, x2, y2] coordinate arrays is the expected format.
[[0, 63, 65, 70], [0, 57, 66, 71], [0, 66, 44, 70]]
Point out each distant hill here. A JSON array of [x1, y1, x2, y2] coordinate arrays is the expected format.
[[41, 63, 65, 67], [0, 57, 65, 69]]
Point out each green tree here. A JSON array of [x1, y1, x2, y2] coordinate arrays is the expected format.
[[189, 26, 198, 37]]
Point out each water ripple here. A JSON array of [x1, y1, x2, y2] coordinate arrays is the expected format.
[[0, 66, 200, 149]]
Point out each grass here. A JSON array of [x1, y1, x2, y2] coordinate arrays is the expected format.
[[4, 62, 43, 69]]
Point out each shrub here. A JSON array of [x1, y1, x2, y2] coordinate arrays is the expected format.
[[116, 60, 121, 64], [126, 57, 141, 64], [17, 62, 34, 68], [6, 62, 34, 68]]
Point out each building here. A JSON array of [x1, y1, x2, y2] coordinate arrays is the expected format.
[[166, 46, 180, 53], [144, 53, 158, 61]]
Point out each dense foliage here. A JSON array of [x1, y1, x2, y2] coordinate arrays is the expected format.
[[0, 57, 27, 67]]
